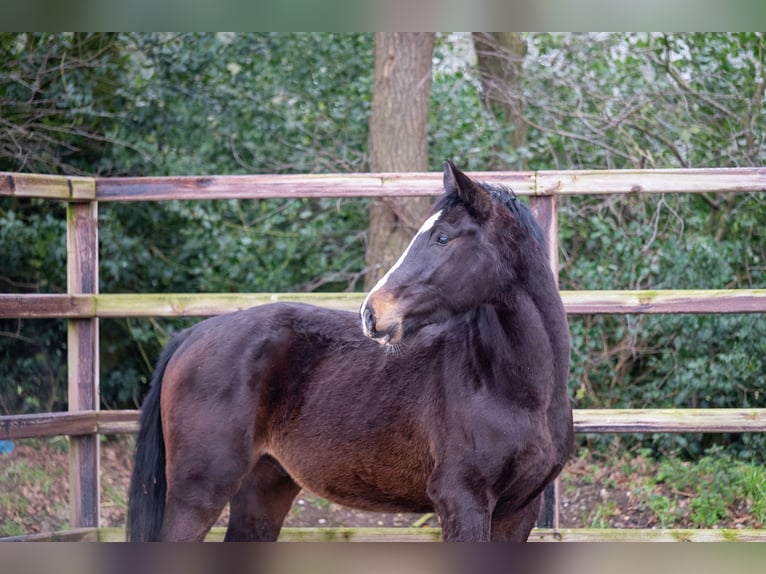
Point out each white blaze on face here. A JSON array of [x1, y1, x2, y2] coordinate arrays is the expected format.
[[361, 209, 443, 323]]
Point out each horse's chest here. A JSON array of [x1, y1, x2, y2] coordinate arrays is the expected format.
[[433, 396, 556, 488]]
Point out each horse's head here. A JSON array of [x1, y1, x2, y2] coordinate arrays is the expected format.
[[360, 160, 548, 346]]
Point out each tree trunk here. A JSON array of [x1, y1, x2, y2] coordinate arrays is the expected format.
[[365, 32, 436, 290], [472, 32, 528, 169]]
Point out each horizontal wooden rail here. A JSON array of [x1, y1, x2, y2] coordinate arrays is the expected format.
[[3, 168, 764, 201], [3, 409, 766, 441], [0, 173, 95, 200], [574, 409, 766, 433], [563, 289, 766, 314], [94, 292, 361, 317], [0, 410, 137, 439], [4, 526, 766, 543], [3, 290, 766, 319], [95, 173, 457, 201], [0, 293, 95, 317], [536, 167, 766, 196]]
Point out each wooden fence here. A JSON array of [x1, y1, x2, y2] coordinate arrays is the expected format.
[[2, 167, 766, 542]]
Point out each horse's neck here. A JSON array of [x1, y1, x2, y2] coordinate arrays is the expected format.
[[497, 260, 569, 364], [473, 290, 568, 397], [475, 302, 550, 361]]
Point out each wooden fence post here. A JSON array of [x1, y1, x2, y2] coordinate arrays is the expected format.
[[529, 193, 561, 530], [66, 195, 100, 528]]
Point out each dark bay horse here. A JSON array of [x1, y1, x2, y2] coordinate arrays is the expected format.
[[127, 161, 573, 542]]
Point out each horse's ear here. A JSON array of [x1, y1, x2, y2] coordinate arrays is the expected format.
[[443, 160, 492, 220]]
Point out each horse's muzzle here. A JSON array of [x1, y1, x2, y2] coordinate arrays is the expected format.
[[360, 296, 403, 346]]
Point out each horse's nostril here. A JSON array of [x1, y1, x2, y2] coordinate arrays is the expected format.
[[362, 305, 376, 335]]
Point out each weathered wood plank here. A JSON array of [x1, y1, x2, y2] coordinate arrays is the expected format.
[[67, 289, 766, 319], [0, 292, 360, 318], [575, 408, 766, 433], [0, 294, 94, 318], [530, 194, 560, 530], [15, 526, 764, 543], [92, 289, 766, 316], [92, 168, 766, 201], [537, 167, 766, 196], [4, 168, 764, 202], [530, 528, 766, 542], [94, 171, 536, 201], [96, 410, 143, 435], [0, 527, 99, 542], [66, 200, 100, 529], [0, 411, 97, 440], [529, 195, 559, 282], [6, 290, 765, 319], [0, 173, 96, 200], [68, 177, 97, 202], [0, 410, 137, 440], [94, 292, 363, 317], [95, 173, 437, 201], [1, 173, 71, 199], [563, 289, 766, 314]]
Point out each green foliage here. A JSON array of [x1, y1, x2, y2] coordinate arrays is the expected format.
[[637, 448, 766, 528], [111, 33, 373, 176], [0, 197, 68, 413], [523, 33, 766, 169], [1, 33, 374, 411], [0, 33, 129, 174], [428, 35, 513, 170], [518, 33, 766, 460]]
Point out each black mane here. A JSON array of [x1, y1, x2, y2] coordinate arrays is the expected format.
[[437, 181, 548, 252], [480, 182, 547, 251]]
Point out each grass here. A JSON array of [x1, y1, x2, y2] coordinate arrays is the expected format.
[[0, 460, 60, 495], [0, 459, 65, 537], [562, 445, 766, 529], [102, 482, 127, 513], [634, 447, 766, 528], [584, 500, 620, 528], [0, 522, 26, 537]]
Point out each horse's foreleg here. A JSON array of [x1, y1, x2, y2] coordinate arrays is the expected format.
[[224, 456, 301, 541], [427, 468, 492, 542], [489, 495, 541, 542]]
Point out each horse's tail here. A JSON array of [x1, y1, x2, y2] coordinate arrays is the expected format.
[[126, 330, 191, 542]]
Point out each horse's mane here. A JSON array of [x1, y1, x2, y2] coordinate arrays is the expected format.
[[481, 182, 547, 251], [437, 181, 547, 252]]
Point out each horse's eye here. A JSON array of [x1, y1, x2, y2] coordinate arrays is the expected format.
[[435, 234, 451, 246]]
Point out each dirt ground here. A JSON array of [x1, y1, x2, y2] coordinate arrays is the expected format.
[[0, 436, 753, 537]]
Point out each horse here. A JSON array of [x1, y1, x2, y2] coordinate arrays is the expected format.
[[126, 160, 573, 542]]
